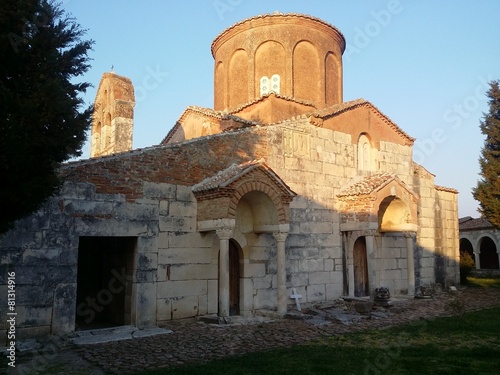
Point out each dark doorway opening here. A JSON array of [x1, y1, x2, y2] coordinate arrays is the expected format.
[[76, 236, 136, 330], [353, 236, 369, 297], [479, 237, 499, 269], [459, 238, 474, 261], [229, 240, 241, 316]]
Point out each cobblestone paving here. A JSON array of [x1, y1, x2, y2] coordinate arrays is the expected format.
[[11, 287, 500, 375]]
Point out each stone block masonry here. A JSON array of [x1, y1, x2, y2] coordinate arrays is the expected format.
[[0, 13, 460, 338]]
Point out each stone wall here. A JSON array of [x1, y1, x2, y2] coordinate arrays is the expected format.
[[376, 234, 409, 294], [436, 187, 460, 286], [0, 181, 160, 339], [0, 122, 460, 338]]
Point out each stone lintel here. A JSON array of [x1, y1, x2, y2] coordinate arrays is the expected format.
[[254, 223, 290, 234], [340, 221, 378, 232], [380, 223, 418, 233], [197, 218, 236, 232]]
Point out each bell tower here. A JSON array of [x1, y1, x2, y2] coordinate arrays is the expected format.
[[90, 71, 135, 158]]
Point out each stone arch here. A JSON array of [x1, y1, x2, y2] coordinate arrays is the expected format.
[[325, 51, 341, 105], [94, 122, 102, 153], [228, 180, 286, 225], [104, 112, 112, 148], [459, 237, 474, 261], [357, 133, 372, 172], [378, 196, 412, 232], [254, 41, 286, 98], [229, 49, 249, 109], [293, 40, 320, 103], [478, 235, 499, 269]]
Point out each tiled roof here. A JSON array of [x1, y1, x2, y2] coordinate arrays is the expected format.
[[313, 99, 415, 144], [211, 13, 346, 56], [435, 185, 458, 194], [459, 217, 495, 230], [228, 92, 317, 114], [459, 216, 473, 224], [192, 158, 296, 198], [264, 98, 415, 144], [337, 173, 396, 197], [192, 160, 262, 192], [160, 106, 258, 145], [161, 97, 415, 145]]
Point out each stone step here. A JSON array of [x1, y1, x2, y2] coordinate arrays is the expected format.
[[69, 326, 172, 345]]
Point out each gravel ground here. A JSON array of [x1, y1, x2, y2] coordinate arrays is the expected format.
[[7, 286, 500, 375]]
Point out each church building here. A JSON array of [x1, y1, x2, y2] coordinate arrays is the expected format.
[[0, 13, 459, 338]]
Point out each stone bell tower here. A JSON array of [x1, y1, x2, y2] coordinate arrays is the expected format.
[[211, 13, 346, 112], [90, 71, 135, 158]]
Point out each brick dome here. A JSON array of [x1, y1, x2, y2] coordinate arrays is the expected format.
[[211, 13, 346, 112]]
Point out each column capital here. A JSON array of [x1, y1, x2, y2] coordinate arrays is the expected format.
[[216, 227, 233, 240], [361, 229, 377, 237], [403, 231, 417, 239], [273, 232, 288, 243]]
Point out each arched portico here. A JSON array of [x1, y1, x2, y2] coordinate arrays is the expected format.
[[193, 159, 296, 316], [478, 236, 500, 269], [338, 173, 418, 297], [460, 230, 500, 270]]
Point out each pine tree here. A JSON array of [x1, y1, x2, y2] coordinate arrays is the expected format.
[[0, 0, 94, 233], [473, 80, 500, 227]]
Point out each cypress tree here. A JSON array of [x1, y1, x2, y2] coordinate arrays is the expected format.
[[473, 80, 500, 227], [0, 0, 93, 233]]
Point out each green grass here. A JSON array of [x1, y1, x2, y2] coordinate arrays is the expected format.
[[467, 276, 500, 288], [138, 306, 500, 375]]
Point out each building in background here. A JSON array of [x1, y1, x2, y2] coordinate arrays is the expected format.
[[459, 216, 500, 271]]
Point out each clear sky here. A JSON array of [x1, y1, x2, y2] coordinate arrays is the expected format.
[[62, 0, 500, 218]]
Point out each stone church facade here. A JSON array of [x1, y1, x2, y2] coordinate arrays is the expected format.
[[0, 14, 459, 339]]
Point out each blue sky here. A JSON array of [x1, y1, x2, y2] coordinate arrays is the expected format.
[[62, 0, 500, 218]]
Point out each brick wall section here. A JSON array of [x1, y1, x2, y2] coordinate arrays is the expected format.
[[62, 128, 270, 201]]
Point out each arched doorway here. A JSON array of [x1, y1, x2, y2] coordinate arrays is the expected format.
[[353, 236, 369, 297], [460, 238, 474, 260], [229, 240, 241, 316], [479, 237, 499, 269]]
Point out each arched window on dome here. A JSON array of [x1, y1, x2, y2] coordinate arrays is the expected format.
[[357, 133, 372, 172]]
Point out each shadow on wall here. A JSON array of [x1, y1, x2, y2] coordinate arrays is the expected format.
[[0, 126, 460, 340]]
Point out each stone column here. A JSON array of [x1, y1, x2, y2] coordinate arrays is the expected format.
[[216, 228, 233, 317], [273, 232, 288, 314], [364, 231, 377, 299], [405, 232, 416, 296], [473, 250, 481, 269]]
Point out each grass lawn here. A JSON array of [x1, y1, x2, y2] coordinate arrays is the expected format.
[[138, 306, 500, 375], [467, 276, 500, 288]]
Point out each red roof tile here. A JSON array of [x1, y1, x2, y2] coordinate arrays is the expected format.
[[337, 173, 396, 197]]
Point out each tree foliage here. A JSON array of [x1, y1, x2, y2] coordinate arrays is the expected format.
[[473, 80, 500, 227], [0, 0, 93, 233]]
